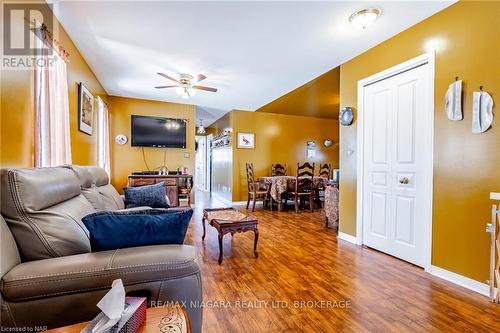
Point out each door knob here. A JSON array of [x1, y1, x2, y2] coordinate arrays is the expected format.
[[399, 177, 409, 184]]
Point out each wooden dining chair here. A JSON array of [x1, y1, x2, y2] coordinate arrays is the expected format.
[[271, 163, 287, 176], [289, 162, 315, 213], [316, 163, 331, 207], [318, 163, 331, 179], [246, 163, 270, 212]]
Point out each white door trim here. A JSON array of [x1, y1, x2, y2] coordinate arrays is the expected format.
[[356, 52, 435, 272]]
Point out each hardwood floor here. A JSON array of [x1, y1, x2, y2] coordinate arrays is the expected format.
[[186, 194, 499, 333]]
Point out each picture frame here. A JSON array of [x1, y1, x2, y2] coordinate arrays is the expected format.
[[237, 132, 255, 149], [78, 82, 94, 135]]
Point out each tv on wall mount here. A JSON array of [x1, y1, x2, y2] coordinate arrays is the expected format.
[[131, 115, 187, 148]]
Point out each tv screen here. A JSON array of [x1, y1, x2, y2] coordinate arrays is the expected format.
[[131, 115, 187, 148]]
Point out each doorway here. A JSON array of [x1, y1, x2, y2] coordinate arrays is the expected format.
[[195, 136, 208, 191], [356, 53, 434, 269]]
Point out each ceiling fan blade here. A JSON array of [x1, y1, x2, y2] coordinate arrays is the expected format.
[[154, 85, 178, 89], [157, 72, 180, 83], [193, 85, 218, 92], [193, 74, 207, 82]]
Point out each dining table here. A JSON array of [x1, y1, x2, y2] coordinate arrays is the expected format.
[[324, 184, 339, 229], [258, 175, 328, 211]]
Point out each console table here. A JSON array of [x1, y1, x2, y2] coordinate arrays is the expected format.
[[128, 174, 193, 207]]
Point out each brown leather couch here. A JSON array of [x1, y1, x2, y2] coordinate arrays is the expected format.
[[0, 166, 202, 332]]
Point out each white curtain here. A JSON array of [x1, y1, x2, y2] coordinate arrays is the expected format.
[[97, 97, 110, 175], [34, 29, 71, 167]]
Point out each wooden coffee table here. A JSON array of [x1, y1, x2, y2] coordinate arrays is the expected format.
[[46, 305, 190, 333], [202, 207, 259, 264]]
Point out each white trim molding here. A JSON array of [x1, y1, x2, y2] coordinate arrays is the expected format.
[[356, 52, 435, 272], [429, 266, 489, 297], [232, 201, 249, 206], [337, 232, 361, 245]]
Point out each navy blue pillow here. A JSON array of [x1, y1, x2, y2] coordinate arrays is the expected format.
[[123, 182, 169, 209], [82, 208, 193, 251]]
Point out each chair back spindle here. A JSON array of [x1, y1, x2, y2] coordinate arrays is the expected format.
[[246, 163, 257, 192], [271, 163, 287, 176], [319, 163, 331, 179], [296, 162, 315, 193]]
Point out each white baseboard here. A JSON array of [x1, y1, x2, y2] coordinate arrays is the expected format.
[[337, 232, 360, 245], [429, 265, 489, 297], [211, 192, 232, 205], [232, 201, 248, 206]]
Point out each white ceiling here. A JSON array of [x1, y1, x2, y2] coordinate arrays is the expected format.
[[53, 1, 454, 125]]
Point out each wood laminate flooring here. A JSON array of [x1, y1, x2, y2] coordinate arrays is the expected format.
[[186, 192, 499, 332]]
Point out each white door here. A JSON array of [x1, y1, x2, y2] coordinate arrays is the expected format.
[[195, 136, 206, 190], [362, 64, 430, 267]]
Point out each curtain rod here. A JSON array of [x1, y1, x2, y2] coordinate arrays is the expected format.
[[24, 17, 70, 63]]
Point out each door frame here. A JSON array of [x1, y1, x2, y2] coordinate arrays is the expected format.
[[355, 52, 435, 272]]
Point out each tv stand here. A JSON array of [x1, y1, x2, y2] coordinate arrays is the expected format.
[[128, 174, 193, 207]]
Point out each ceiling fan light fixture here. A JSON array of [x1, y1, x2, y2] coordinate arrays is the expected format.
[[175, 86, 184, 95], [181, 91, 189, 99], [349, 8, 380, 30], [188, 87, 196, 96]]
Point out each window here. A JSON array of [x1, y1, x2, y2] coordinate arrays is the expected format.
[[34, 25, 72, 167], [97, 97, 110, 175]]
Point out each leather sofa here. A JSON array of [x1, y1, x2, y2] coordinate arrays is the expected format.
[[0, 166, 202, 331]]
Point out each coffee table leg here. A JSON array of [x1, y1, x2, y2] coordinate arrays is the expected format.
[[202, 217, 206, 241], [253, 227, 259, 258], [218, 233, 224, 264]]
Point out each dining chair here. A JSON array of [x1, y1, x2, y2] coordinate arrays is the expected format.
[[316, 163, 331, 207], [318, 163, 331, 179], [271, 163, 287, 176], [289, 162, 315, 213], [246, 163, 270, 212]]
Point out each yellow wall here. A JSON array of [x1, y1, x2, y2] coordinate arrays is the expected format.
[[0, 4, 107, 168], [231, 110, 339, 201], [107, 96, 196, 193], [257, 67, 340, 118], [339, 1, 500, 282]]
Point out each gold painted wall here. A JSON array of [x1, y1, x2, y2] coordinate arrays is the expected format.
[[107, 96, 196, 193], [231, 110, 339, 201], [339, 1, 500, 282], [0, 3, 107, 168], [257, 67, 340, 118]]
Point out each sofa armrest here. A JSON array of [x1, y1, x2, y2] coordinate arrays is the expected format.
[[2, 245, 202, 331], [2, 244, 199, 301]]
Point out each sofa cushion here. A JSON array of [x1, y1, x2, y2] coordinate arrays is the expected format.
[[123, 182, 169, 209], [98, 184, 125, 210], [81, 185, 124, 211], [0, 168, 93, 261], [1, 244, 200, 302], [69, 165, 125, 210], [82, 209, 193, 251], [1, 215, 21, 277]]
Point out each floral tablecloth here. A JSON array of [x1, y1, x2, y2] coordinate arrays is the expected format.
[[258, 176, 328, 202], [324, 185, 339, 227]]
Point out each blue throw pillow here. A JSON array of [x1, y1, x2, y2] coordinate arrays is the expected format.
[[123, 182, 169, 209], [82, 208, 193, 251]]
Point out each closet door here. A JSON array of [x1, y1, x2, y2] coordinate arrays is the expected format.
[[362, 64, 429, 267]]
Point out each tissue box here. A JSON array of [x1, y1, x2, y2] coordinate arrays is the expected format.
[[82, 297, 147, 333]]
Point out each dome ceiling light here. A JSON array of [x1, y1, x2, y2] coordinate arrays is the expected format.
[[349, 8, 381, 30]]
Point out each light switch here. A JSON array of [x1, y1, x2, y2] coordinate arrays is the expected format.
[[184, 152, 190, 158]]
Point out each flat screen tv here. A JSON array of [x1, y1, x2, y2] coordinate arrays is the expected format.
[[131, 115, 187, 148]]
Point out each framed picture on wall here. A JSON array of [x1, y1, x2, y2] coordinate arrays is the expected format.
[[237, 132, 255, 149], [78, 82, 94, 135]]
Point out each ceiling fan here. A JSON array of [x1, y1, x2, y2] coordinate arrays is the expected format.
[[155, 72, 218, 99]]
